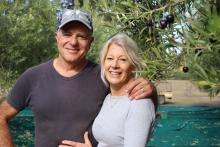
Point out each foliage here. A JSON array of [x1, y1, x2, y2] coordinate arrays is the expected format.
[[0, 0, 58, 74], [0, 67, 17, 101], [82, 0, 192, 81], [176, 0, 220, 97], [1, 0, 219, 97], [86, 0, 220, 97], [0, 0, 191, 80]]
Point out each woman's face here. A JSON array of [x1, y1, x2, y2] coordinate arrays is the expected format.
[[104, 43, 135, 87]]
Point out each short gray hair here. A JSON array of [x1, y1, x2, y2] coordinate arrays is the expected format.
[[100, 33, 142, 86]]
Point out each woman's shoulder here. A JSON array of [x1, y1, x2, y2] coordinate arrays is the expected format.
[[129, 99, 155, 115], [130, 98, 154, 107]]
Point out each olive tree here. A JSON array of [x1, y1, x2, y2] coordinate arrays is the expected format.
[[0, 0, 58, 74]]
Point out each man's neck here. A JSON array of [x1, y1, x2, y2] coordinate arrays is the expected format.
[[53, 57, 88, 77]]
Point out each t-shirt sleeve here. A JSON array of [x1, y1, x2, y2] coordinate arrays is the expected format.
[[124, 99, 155, 147], [6, 69, 32, 111]]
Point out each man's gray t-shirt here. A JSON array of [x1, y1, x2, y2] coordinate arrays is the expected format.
[[6, 60, 108, 147], [92, 94, 155, 147]]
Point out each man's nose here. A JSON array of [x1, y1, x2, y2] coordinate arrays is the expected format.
[[69, 36, 78, 45]]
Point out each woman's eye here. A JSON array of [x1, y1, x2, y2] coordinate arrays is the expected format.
[[106, 57, 113, 60], [119, 58, 127, 62]]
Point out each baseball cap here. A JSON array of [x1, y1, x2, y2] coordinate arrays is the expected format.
[[58, 9, 93, 31]]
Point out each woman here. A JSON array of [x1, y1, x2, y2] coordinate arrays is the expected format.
[[60, 33, 155, 147], [92, 33, 155, 147]]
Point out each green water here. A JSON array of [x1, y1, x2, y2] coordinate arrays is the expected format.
[[9, 106, 220, 147]]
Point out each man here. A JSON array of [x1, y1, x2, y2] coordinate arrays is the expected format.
[[0, 9, 156, 147]]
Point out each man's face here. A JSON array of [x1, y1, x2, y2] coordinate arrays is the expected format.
[[55, 22, 93, 64]]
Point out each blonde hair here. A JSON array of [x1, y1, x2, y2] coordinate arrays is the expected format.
[[100, 33, 142, 86]]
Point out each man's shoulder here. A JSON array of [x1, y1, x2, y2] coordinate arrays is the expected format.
[[23, 60, 52, 77], [86, 60, 101, 73], [30, 60, 52, 70]]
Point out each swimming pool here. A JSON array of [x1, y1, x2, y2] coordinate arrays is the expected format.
[[9, 106, 220, 147]]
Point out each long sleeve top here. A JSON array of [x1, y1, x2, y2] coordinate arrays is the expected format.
[[92, 94, 155, 147]]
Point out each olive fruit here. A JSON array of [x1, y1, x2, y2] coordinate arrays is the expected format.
[[166, 14, 174, 24], [160, 19, 168, 29], [182, 66, 189, 73]]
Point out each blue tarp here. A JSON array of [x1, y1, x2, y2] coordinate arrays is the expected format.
[[9, 106, 220, 147]]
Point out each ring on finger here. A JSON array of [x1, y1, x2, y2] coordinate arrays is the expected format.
[[141, 88, 144, 93]]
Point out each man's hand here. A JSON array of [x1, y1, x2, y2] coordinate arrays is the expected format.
[[59, 132, 92, 147], [126, 77, 154, 100], [126, 78, 158, 110]]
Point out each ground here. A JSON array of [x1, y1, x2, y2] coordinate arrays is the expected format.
[[161, 96, 220, 106]]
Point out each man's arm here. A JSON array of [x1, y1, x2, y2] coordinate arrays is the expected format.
[[0, 99, 18, 147], [126, 78, 158, 110]]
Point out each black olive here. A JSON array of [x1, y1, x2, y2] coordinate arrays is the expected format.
[[166, 14, 174, 24], [182, 66, 189, 73], [160, 19, 168, 29]]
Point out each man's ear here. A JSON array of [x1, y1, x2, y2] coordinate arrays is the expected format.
[[90, 36, 94, 44], [54, 31, 58, 41]]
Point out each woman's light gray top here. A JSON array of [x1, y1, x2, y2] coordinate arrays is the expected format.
[[92, 94, 155, 147]]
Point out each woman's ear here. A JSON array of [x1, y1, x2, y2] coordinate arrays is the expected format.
[[130, 66, 137, 77], [131, 65, 136, 72]]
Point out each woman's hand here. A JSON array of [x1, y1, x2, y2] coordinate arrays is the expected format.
[[59, 132, 92, 147]]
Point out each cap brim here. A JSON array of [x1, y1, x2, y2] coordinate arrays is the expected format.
[[59, 19, 92, 30]]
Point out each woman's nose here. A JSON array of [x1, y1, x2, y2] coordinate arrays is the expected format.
[[111, 60, 119, 68]]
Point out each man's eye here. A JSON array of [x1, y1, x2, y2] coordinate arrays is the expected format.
[[78, 35, 88, 40], [62, 32, 72, 36]]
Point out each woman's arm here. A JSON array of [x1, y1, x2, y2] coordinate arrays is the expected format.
[[126, 78, 159, 110], [124, 99, 155, 147]]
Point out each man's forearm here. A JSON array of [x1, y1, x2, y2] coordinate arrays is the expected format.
[[0, 119, 15, 147], [152, 85, 158, 111]]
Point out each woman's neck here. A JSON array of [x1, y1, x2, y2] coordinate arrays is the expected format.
[[110, 78, 134, 96]]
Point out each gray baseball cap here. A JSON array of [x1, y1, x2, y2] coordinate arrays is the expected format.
[[58, 9, 93, 31]]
